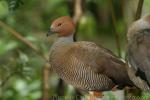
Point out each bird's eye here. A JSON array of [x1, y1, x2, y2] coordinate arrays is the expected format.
[[58, 23, 62, 26]]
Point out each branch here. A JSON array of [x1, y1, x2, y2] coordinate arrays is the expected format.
[[73, 0, 83, 24], [0, 20, 47, 60], [135, 0, 144, 20], [109, 0, 121, 57], [73, 0, 83, 41], [42, 64, 50, 100]]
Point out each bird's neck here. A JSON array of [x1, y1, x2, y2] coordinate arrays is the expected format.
[[51, 33, 74, 51], [55, 34, 74, 45]]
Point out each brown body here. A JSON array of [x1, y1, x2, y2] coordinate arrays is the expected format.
[[48, 16, 133, 93], [50, 40, 133, 91]]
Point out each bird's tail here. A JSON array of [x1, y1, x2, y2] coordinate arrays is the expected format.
[[126, 63, 150, 93]]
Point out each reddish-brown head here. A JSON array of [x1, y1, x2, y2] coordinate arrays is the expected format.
[[47, 16, 75, 37]]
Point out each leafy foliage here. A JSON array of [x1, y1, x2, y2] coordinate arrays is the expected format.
[[6, 0, 23, 11]]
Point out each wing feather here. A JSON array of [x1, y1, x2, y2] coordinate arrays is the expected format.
[[68, 41, 132, 86]]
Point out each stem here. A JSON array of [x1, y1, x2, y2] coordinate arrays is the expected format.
[[73, 0, 83, 41], [42, 64, 50, 100], [109, 0, 121, 57], [73, 0, 83, 24], [135, 0, 144, 20]]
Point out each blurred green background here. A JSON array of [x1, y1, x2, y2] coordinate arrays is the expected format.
[[0, 0, 150, 100]]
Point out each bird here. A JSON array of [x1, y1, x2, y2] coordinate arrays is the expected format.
[[47, 16, 134, 99], [126, 14, 150, 93]]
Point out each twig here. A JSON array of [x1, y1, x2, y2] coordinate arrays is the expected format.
[[0, 20, 47, 60], [135, 0, 144, 20], [73, 0, 83, 41], [120, 0, 126, 27], [109, 0, 121, 57], [120, 0, 128, 46], [0, 71, 18, 87], [73, 0, 83, 24], [42, 64, 50, 100]]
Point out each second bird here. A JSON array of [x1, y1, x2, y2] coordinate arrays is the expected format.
[[126, 14, 150, 93]]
